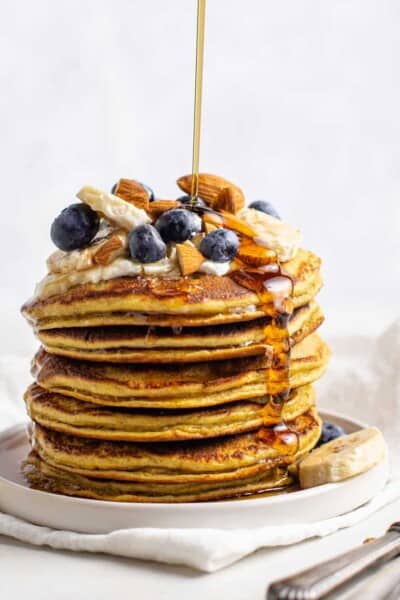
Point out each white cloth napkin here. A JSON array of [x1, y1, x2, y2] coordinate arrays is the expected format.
[[0, 480, 399, 572], [0, 320, 399, 572]]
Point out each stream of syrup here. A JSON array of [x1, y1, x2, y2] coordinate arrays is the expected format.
[[187, 1, 299, 460], [190, 0, 206, 203]]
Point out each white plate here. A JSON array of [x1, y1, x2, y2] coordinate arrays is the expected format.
[[0, 412, 389, 532]]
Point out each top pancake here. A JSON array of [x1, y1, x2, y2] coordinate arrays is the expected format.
[[21, 248, 322, 330]]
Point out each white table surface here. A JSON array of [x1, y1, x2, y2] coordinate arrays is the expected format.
[[1, 498, 399, 600]]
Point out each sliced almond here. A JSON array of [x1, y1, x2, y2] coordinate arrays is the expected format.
[[237, 238, 277, 267], [177, 173, 245, 212], [92, 230, 128, 265], [148, 200, 180, 219], [203, 210, 255, 238], [113, 179, 149, 211], [204, 222, 218, 235], [176, 243, 204, 276]]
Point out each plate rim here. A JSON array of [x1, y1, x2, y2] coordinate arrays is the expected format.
[[0, 410, 385, 511]]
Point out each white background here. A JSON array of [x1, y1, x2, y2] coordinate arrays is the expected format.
[[0, 5, 399, 596], [1, 0, 399, 355]]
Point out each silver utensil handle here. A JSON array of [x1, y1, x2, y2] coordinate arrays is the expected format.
[[267, 523, 400, 600]]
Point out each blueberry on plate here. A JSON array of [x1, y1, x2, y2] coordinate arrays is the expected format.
[[155, 208, 202, 243], [128, 224, 166, 263], [318, 422, 346, 446], [177, 195, 207, 208], [111, 180, 155, 201], [50, 203, 99, 251], [200, 228, 239, 262], [248, 200, 280, 219]]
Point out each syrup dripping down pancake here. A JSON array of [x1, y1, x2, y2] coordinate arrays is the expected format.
[[32, 333, 330, 409], [25, 383, 316, 442], [36, 301, 324, 363]]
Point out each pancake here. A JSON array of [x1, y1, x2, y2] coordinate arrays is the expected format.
[[30, 407, 321, 485], [36, 301, 324, 363], [21, 249, 322, 331], [25, 383, 316, 441], [23, 453, 293, 502], [20, 179, 330, 504], [32, 333, 330, 409]]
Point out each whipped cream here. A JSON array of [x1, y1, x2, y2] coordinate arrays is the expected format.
[[35, 254, 180, 298], [77, 185, 151, 231], [35, 258, 142, 298], [238, 208, 302, 262], [46, 229, 128, 274]]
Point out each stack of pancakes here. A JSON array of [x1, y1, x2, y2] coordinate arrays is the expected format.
[[21, 176, 330, 503], [21, 250, 329, 502]]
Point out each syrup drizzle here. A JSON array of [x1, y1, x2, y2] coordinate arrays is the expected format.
[[190, 0, 207, 204], [184, 1, 299, 460], [215, 218, 300, 457]]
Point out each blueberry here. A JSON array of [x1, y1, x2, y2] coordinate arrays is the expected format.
[[248, 200, 280, 219], [128, 224, 166, 263], [200, 228, 239, 262], [50, 204, 99, 251], [177, 195, 207, 208], [318, 422, 346, 446], [155, 209, 202, 243], [111, 180, 154, 201]]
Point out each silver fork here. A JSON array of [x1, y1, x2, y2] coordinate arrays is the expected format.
[[267, 522, 400, 599]]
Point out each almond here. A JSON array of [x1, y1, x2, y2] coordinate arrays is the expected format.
[[148, 200, 180, 219], [176, 243, 204, 276], [237, 238, 276, 267], [92, 230, 128, 266], [213, 187, 242, 214], [204, 222, 218, 235], [177, 173, 245, 212], [203, 210, 255, 238], [192, 232, 205, 249], [113, 179, 149, 211]]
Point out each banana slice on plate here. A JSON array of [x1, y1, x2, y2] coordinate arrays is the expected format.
[[299, 427, 387, 489]]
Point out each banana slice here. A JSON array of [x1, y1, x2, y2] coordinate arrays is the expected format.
[[299, 427, 387, 489], [238, 207, 302, 262], [77, 185, 151, 230]]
